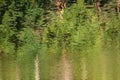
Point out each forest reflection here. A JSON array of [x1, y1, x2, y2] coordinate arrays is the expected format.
[[0, 40, 120, 80]]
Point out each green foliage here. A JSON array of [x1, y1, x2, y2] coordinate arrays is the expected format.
[[17, 28, 40, 57], [0, 0, 119, 59], [0, 0, 44, 57], [1, 0, 120, 80]]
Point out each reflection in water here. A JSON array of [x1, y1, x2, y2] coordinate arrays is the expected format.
[[0, 43, 120, 80], [35, 55, 40, 80], [100, 53, 107, 80], [61, 50, 73, 80], [0, 60, 2, 80], [81, 58, 88, 80], [0, 58, 20, 80]]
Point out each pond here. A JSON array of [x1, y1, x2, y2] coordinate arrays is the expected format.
[[0, 35, 120, 80]]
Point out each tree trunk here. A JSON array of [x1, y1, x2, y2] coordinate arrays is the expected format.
[[117, 0, 120, 16], [56, 0, 68, 19], [96, 0, 101, 16]]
